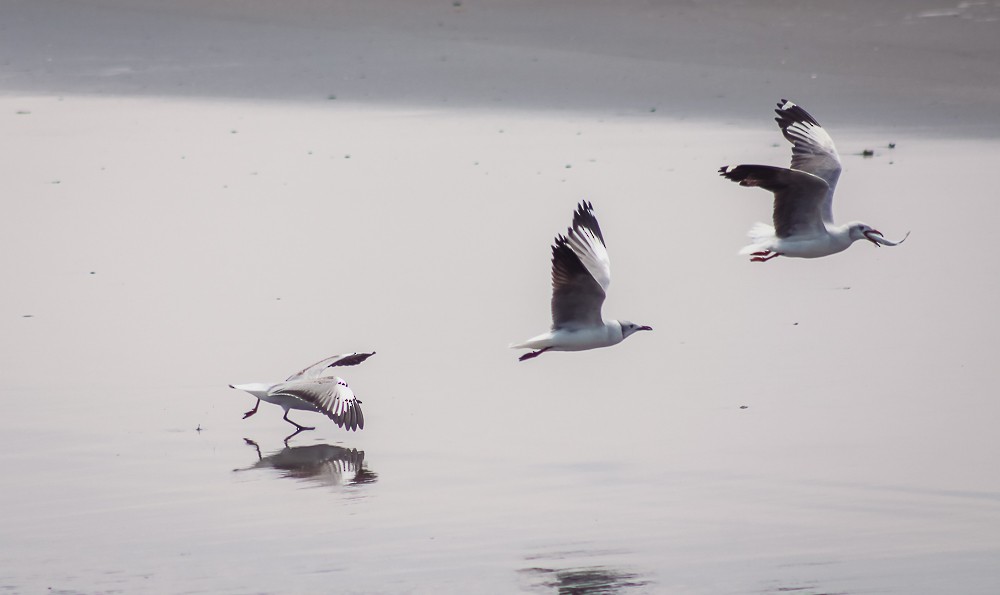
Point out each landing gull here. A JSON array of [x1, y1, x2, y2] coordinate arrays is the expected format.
[[511, 201, 651, 361], [230, 352, 374, 433], [719, 99, 908, 262]]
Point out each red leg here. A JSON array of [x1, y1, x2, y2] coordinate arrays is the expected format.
[[243, 399, 260, 419], [751, 250, 772, 256], [518, 347, 552, 361], [750, 252, 781, 262]]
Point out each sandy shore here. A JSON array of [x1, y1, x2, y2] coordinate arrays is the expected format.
[[1, 0, 999, 134]]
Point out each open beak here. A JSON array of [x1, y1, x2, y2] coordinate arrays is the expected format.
[[638, 325, 653, 331], [865, 230, 911, 247], [864, 229, 883, 247]]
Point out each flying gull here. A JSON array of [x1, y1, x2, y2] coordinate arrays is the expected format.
[[719, 99, 908, 262], [511, 201, 651, 361], [230, 352, 374, 433]]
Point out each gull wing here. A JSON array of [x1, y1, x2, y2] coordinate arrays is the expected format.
[[269, 377, 365, 431], [550, 201, 610, 330], [774, 99, 842, 223], [719, 165, 829, 239], [285, 352, 376, 382], [566, 201, 611, 291]]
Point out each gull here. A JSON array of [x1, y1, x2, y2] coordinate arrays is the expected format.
[[719, 99, 908, 262], [511, 201, 651, 361], [230, 352, 374, 433]]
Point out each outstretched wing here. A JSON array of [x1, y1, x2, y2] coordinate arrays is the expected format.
[[566, 200, 611, 291], [285, 352, 376, 382], [550, 201, 610, 330], [774, 99, 841, 223], [269, 377, 365, 431], [719, 165, 829, 239]]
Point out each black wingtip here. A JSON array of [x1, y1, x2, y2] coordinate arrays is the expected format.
[[774, 99, 821, 128], [569, 200, 605, 244], [719, 165, 747, 182], [328, 351, 377, 368]]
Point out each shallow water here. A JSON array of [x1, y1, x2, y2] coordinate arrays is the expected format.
[[1, 95, 999, 593]]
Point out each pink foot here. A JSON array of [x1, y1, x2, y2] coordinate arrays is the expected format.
[[750, 252, 781, 262]]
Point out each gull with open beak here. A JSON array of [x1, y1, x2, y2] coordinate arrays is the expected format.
[[511, 201, 651, 361], [230, 352, 374, 433], [719, 99, 908, 262]]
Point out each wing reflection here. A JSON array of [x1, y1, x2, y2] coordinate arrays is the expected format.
[[519, 565, 651, 594], [236, 438, 377, 487], [519, 549, 652, 595]]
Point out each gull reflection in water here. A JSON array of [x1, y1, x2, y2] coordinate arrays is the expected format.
[[519, 550, 652, 595], [236, 438, 378, 487], [520, 566, 651, 595]]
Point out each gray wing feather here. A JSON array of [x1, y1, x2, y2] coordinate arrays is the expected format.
[[285, 352, 376, 382], [550, 234, 606, 329], [775, 99, 841, 223], [719, 165, 829, 239]]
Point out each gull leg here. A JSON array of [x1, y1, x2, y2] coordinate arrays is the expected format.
[[284, 427, 307, 444], [751, 250, 772, 256], [519, 347, 552, 362], [243, 399, 260, 419], [282, 410, 315, 431], [751, 252, 781, 262], [243, 438, 263, 460]]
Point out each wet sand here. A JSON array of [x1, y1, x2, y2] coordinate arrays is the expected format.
[[1, 1, 999, 593], [2, 0, 999, 133]]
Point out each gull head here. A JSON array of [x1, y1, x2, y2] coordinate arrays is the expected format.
[[849, 223, 884, 247], [619, 320, 653, 340], [849, 222, 910, 247]]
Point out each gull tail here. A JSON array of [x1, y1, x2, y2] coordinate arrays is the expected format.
[[739, 222, 776, 255], [509, 332, 553, 350]]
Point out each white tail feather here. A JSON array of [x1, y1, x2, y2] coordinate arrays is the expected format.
[[739, 222, 776, 254]]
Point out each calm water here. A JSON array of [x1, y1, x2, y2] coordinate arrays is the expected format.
[[2, 96, 999, 594]]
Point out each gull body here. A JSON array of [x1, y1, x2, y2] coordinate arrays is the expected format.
[[230, 352, 374, 434], [513, 320, 636, 352], [511, 201, 651, 361], [720, 99, 908, 262]]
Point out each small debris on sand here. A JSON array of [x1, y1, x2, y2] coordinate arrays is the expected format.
[[862, 149, 875, 157]]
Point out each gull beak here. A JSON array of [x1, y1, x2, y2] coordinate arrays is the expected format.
[[638, 325, 653, 331], [864, 229, 883, 247]]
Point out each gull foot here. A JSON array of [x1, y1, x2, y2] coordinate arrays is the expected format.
[[750, 253, 781, 262], [518, 347, 552, 361]]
